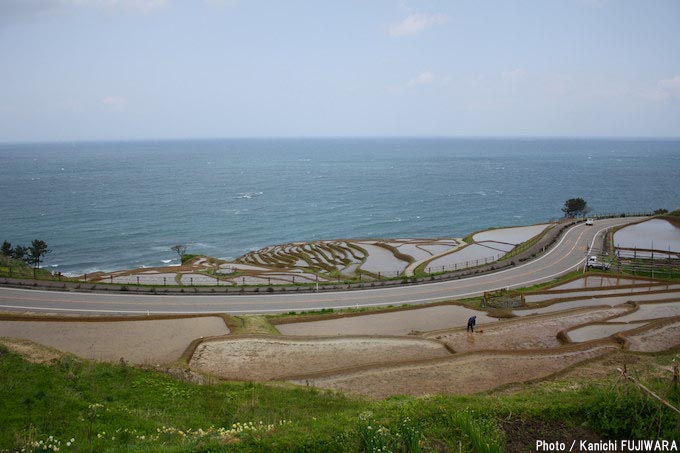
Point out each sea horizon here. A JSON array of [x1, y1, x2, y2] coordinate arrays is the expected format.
[[3, 135, 680, 146]]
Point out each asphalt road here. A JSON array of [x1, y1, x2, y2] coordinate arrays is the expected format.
[[0, 217, 643, 315]]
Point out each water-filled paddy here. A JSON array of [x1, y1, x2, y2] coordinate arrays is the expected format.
[[613, 301, 680, 322], [425, 244, 502, 270], [524, 284, 680, 303], [550, 276, 656, 290], [472, 224, 552, 244], [428, 307, 630, 351], [276, 305, 498, 336], [566, 322, 647, 343], [614, 219, 680, 252], [356, 242, 408, 274]]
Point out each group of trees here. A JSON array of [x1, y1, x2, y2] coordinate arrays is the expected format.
[[1, 239, 51, 269], [561, 199, 669, 218], [171, 244, 187, 262], [562, 198, 591, 218]]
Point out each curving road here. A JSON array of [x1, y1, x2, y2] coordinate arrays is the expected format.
[[0, 218, 643, 315]]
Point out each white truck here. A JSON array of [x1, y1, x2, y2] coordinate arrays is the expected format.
[[587, 255, 610, 270]]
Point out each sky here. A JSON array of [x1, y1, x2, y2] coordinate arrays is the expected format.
[[0, 0, 679, 142]]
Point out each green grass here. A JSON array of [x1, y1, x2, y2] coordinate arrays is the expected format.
[[0, 256, 65, 280], [226, 315, 281, 335], [2, 345, 679, 452], [498, 225, 554, 262], [515, 271, 584, 293]]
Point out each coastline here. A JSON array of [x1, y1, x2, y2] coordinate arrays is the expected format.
[[79, 222, 557, 286]]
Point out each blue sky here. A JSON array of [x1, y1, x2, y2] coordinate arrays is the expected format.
[[1, 0, 679, 141]]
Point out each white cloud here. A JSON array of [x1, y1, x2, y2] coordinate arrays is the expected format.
[[0, 0, 63, 23], [577, 0, 609, 7], [101, 96, 128, 108], [658, 75, 680, 99], [79, 0, 168, 14], [639, 88, 670, 103], [0, 0, 168, 19], [638, 75, 680, 103], [408, 71, 435, 86], [389, 13, 448, 37], [204, 0, 239, 6], [501, 68, 526, 81]]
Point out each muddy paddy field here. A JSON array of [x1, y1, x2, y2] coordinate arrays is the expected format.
[[0, 316, 229, 364]]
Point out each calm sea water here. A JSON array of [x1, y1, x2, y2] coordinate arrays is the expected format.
[[1, 138, 679, 275]]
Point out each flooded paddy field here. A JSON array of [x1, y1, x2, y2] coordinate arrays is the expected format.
[[356, 242, 409, 274], [472, 224, 552, 244], [613, 301, 680, 322], [524, 284, 680, 303], [614, 219, 680, 254], [276, 304, 499, 336], [426, 307, 630, 352], [551, 276, 660, 290], [566, 322, 647, 343], [425, 244, 504, 270], [82, 221, 554, 286]]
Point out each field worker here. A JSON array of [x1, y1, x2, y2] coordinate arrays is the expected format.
[[467, 316, 476, 332]]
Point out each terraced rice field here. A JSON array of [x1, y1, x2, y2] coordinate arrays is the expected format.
[[426, 306, 631, 352], [566, 322, 647, 343], [276, 305, 500, 336], [423, 223, 553, 273], [85, 222, 558, 286], [292, 345, 617, 398], [621, 321, 680, 352], [266, 275, 679, 397], [5, 274, 679, 399], [236, 238, 464, 280], [614, 219, 680, 258]]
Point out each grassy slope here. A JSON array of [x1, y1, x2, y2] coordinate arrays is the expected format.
[[1, 345, 679, 452], [0, 256, 57, 280]]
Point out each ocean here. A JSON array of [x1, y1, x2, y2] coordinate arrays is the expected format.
[[1, 137, 679, 276]]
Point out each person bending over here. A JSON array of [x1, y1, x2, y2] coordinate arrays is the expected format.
[[467, 316, 476, 332]]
